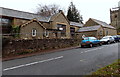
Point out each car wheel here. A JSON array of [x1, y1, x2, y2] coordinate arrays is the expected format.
[[114, 41, 116, 43], [89, 43, 93, 48], [81, 45, 84, 48], [107, 41, 110, 44], [99, 43, 102, 46]]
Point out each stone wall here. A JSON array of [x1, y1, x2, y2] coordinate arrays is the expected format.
[[13, 18, 29, 27], [2, 39, 81, 57], [103, 28, 117, 36]]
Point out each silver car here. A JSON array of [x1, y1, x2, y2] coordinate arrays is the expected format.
[[100, 36, 115, 44]]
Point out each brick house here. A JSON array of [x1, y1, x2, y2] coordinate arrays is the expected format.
[[76, 18, 117, 39], [0, 7, 70, 39]]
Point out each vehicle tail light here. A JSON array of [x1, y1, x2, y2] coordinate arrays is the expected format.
[[86, 41, 90, 43]]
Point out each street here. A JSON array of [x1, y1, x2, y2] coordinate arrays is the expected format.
[[2, 43, 119, 75]]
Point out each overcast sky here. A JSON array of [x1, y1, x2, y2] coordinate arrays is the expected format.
[[0, 0, 120, 23]]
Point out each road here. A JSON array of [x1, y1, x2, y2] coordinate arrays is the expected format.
[[2, 43, 119, 75]]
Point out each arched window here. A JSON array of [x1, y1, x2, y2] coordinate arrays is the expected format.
[[32, 28, 37, 37]]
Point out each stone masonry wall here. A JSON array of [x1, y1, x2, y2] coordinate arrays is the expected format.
[[2, 39, 81, 57]]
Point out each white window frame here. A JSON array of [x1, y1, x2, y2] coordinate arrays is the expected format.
[[32, 29, 37, 37], [44, 31, 49, 37]]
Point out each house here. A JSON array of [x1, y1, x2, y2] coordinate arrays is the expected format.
[[83, 18, 117, 36], [0, 7, 47, 38], [0, 7, 71, 39], [42, 10, 71, 39], [76, 25, 103, 39], [20, 19, 46, 39], [70, 21, 83, 38]]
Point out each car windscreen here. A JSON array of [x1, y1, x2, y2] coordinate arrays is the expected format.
[[84, 37, 89, 40], [102, 37, 109, 39], [112, 36, 117, 38], [84, 37, 96, 40]]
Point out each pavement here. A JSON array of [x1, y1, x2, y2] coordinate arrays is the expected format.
[[2, 43, 119, 75]]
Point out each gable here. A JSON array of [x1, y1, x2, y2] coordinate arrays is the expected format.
[[20, 19, 46, 29], [84, 18, 99, 27], [51, 12, 69, 24], [84, 18, 116, 29], [53, 13, 69, 24]]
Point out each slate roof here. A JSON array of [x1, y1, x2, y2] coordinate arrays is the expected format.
[[0, 7, 51, 22], [0, 7, 70, 24], [50, 13, 59, 21], [91, 18, 115, 29], [70, 21, 84, 27], [77, 25, 101, 32]]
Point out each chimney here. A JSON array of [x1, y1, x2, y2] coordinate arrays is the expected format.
[[59, 10, 62, 13]]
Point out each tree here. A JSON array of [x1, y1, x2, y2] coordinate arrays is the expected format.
[[36, 4, 62, 17], [67, 2, 83, 23]]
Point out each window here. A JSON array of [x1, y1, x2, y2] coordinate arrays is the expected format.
[[70, 27, 75, 34], [70, 27, 75, 37], [84, 37, 96, 40], [114, 15, 117, 18], [106, 30, 108, 35], [57, 24, 66, 37], [1, 18, 12, 34], [98, 31, 102, 35], [0, 18, 12, 26], [32, 29, 37, 37], [90, 37, 97, 40], [44, 31, 49, 37]]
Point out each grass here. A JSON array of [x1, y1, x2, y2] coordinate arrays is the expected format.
[[85, 59, 120, 77]]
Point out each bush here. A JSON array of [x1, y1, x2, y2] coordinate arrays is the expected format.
[[12, 26, 20, 38]]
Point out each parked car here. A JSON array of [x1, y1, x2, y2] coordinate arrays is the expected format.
[[112, 35, 120, 42], [81, 37, 102, 48], [100, 36, 115, 44]]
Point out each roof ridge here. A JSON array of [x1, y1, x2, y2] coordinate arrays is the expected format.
[[0, 7, 37, 15], [77, 25, 101, 32], [82, 25, 101, 28], [90, 18, 115, 29]]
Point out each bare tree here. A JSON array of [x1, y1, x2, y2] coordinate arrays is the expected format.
[[36, 4, 63, 16]]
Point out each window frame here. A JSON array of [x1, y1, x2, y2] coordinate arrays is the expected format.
[[32, 28, 37, 37], [57, 24, 66, 37]]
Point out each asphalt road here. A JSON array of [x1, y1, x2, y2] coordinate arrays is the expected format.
[[2, 43, 119, 75]]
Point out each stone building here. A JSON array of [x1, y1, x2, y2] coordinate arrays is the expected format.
[[76, 25, 103, 39], [20, 19, 46, 39], [70, 21, 83, 38], [110, 8, 120, 34], [77, 18, 117, 39], [0, 7, 71, 39], [45, 10, 71, 39]]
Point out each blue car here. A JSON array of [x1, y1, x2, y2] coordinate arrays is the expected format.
[[81, 37, 102, 48]]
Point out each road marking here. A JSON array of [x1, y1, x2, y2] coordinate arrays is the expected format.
[[80, 59, 85, 62], [81, 52, 84, 53], [83, 47, 104, 53], [84, 51, 88, 52], [3, 56, 63, 71]]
